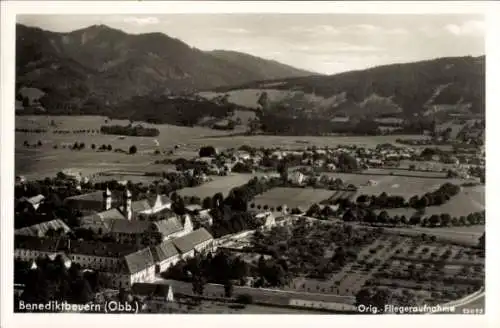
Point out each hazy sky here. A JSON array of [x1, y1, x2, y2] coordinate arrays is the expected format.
[[18, 14, 485, 74]]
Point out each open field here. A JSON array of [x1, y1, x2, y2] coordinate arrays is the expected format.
[[369, 185, 484, 219], [251, 187, 335, 209], [398, 160, 458, 171], [198, 134, 430, 150], [363, 168, 448, 179], [382, 226, 483, 245], [323, 172, 466, 199], [177, 173, 255, 199], [16, 115, 440, 179], [16, 115, 232, 178]]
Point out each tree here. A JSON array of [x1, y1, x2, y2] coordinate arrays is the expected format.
[[199, 146, 217, 158], [478, 232, 485, 250], [236, 294, 253, 304], [72, 277, 94, 304], [129, 145, 137, 155], [428, 214, 441, 227], [306, 203, 321, 217], [377, 211, 389, 223], [337, 153, 359, 172], [212, 193, 224, 209], [107, 145, 112, 151], [224, 280, 234, 298], [202, 197, 212, 210], [440, 213, 452, 227], [356, 195, 369, 204], [277, 160, 289, 182], [192, 275, 206, 297], [91, 144, 96, 150], [37, 140, 42, 147], [257, 91, 269, 110], [172, 197, 186, 215]]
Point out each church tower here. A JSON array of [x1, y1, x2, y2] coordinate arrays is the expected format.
[[124, 188, 132, 220], [103, 187, 112, 211]]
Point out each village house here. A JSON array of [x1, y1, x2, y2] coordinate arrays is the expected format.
[[255, 211, 276, 230], [288, 171, 306, 185], [16, 194, 45, 212], [236, 150, 251, 161]]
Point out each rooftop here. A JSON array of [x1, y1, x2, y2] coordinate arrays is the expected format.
[[152, 217, 184, 237], [15, 219, 71, 237], [123, 248, 155, 274], [172, 228, 213, 254], [151, 240, 179, 262]]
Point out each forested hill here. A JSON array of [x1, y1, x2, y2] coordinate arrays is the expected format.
[[15, 23, 314, 109], [208, 56, 485, 118]]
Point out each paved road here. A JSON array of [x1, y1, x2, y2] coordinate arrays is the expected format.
[[153, 277, 356, 306]]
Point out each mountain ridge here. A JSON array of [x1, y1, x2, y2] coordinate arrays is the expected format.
[[16, 23, 316, 106], [205, 55, 485, 118]]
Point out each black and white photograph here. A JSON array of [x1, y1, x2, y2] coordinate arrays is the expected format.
[[1, 1, 497, 327]]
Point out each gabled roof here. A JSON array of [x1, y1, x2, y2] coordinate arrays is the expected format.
[[98, 208, 126, 220], [172, 228, 213, 254], [151, 240, 179, 262], [26, 194, 45, 205], [123, 248, 155, 274], [131, 283, 173, 298], [15, 235, 59, 252], [185, 204, 202, 212], [65, 191, 107, 202], [80, 215, 113, 233], [108, 219, 150, 234], [15, 219, 71, 237], [160, 195, 172, 205], [131, 199, 152, 213], [68, 239, 141, 258], [152, 217, 183, 237]]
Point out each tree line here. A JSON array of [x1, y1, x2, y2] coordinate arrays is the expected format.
[[100, 124, 160, 137]]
